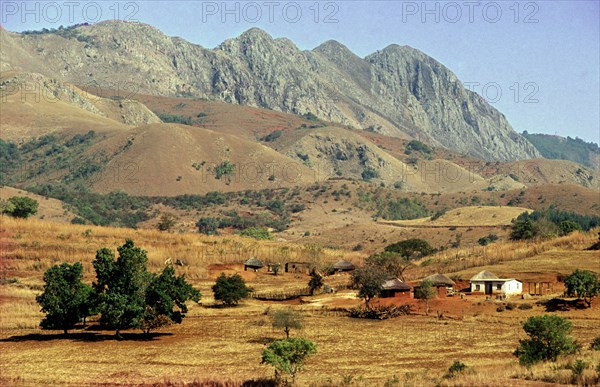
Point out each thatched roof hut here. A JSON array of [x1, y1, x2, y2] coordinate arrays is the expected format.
[[244, 257, 263, 271], [421, 273, 456, 287], [381, 278, 412, 298], [382, 279, 412, 291], [333, 260, 355, 272]]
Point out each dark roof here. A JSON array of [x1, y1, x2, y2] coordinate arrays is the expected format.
[[422, 273, 455, 287], [333, 260, 355, 270], [382, 278, 412, 291], [244, 257, 263, 268]]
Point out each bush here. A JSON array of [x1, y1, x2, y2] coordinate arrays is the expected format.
[[212, 273, 250, 306], [238, 227, 273, 240], [568, 359, 588, 380], [506, 302, 517, 310], [262, 130, 283, 142], [446, 360, 467, 377], [514, 315, 577, 366], [348, 304, 412, 319], [496, 305, 506, 312], [5, 196, 39, 218], [518, 303, 533, 310], [590, 336, 600, 351]]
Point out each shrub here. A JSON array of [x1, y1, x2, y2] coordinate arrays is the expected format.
[[496, 305, 506, 312], [261, 337, 317, 384], [506, 302, 517, 310], [514, 315, 577, 366], [590, 336, 600, 351], [238, 227, 273, 240], [262, 130, 283, 142], [518, 303, 533, 310], [5, 196, 39, 218], [212, 273, 250, 306], [446, 360, 467, 377], [348, 304, 412, 319], [568, 359, 588, 381]]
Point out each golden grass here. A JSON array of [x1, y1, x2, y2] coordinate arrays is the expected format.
[[1, 216, 364, 285], [2, 217, 600, 386], [382, 206, 532, 227], [408, 229, 599, 280]]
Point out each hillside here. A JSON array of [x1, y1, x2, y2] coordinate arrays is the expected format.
[[522, 132, 600, 170], [0, 186, 76, 223], [1, 217, 599, 385], [0, 21, 540, 161], [381, 206, 531, 227]]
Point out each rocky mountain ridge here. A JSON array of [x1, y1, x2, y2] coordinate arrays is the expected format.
[[1, 21, 540, 161]]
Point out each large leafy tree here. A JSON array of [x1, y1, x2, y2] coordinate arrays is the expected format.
[[93, 240, 151, 337], [212, 273, 250, 306], [261, 337, 317, 384], [142, 265, 201, 333], [36, 262, 88, 334], [384, 238, 434, 259], [352, 266, 387, 308], [365, 251, 412, 281], [564, 269, 600, 308], [6, 196, 38, 218], [514, 315, 576, 366]]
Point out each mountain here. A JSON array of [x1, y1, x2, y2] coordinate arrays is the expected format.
[[0, 21, 540, 161], [521, 132, 599, 170]]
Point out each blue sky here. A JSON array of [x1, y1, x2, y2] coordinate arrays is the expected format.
[[2, 1, 599, 144]]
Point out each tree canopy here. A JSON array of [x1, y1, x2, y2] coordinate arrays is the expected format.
[[36, 262, 89, 334], [514, 315, 576, 365], [261, 337, 317, 384], [212, 273, 250, 306], [564, 269, 600, 308]]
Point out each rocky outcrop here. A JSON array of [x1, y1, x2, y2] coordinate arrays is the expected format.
[[0, 21, 540, 161]]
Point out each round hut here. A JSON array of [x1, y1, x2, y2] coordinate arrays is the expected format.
[[381, 278, 412, 298], [420, 273, 455, 297], [333, 260, 355, 273], [244, 257, 264, 272]]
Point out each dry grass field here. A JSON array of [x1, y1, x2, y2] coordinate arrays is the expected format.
[[1, 217, 600, 386], [381, 206, 531, 227]]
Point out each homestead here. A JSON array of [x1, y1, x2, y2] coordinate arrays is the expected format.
[[469, 270, 522, 296], [333, 260, 355, 273], [417, 273, 456, 298], [243, 257, 263, 272], [381, 278, 412, 299], [284, 261, 311, 274]]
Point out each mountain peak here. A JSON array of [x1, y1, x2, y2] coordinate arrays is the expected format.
[[239, 27, 273, 40]]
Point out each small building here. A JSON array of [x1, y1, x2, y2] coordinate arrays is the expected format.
[[244, 257, 263, 272], [284, 261, 311, 274], [420, 273, 456, 298], [469, 270, 522, 296], [333, 260, 355, 272], [381, 278, 412, 298]]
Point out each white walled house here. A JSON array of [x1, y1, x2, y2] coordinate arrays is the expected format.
[[470, 270, 522, 296]]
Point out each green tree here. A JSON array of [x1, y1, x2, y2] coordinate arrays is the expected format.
[[157, 213, 177, 231], [142, 265, 201, 334], [93, 240, 150, 338], [212, 273, 250, 306], [513, 315, 577, 366], [6, 196, 39, 218], [270, 308, 303, 338], [308, 269, 323, 296], [365, 251, 412, 281], [414, 279, 436, 316], [352, 266, 386, 308], [196, 217, 220, 235], [510, 217, 538, 240], [564, 269, 600, 308], [261, 337, 317, 384], [36, 262, 89, 334], [384, 238, 434, 260], [560, 220, 582, 235]]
